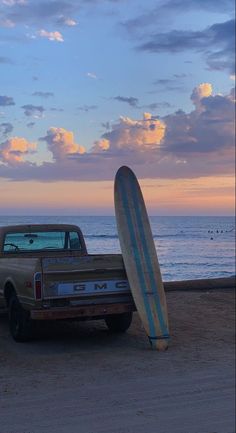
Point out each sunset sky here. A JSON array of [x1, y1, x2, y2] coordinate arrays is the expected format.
[[0, 0, 235, 215]]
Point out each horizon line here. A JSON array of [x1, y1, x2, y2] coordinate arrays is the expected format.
[[0, 214, 235, 218]]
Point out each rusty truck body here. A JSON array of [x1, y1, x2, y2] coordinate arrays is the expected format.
[[0, 224, 135, 341]]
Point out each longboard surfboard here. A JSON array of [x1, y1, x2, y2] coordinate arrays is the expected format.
[[114, 166, 169, 350]]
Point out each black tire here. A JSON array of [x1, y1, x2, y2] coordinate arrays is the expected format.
[[105, 312, 133, 333], [9, 294, 33, 342]]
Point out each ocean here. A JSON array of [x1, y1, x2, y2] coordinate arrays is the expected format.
[[0, 215, 235, 281]]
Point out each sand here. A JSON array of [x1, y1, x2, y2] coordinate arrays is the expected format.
[[0, 288, 235, 433]]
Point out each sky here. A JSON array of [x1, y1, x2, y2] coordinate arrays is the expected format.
[[0, 0, 235, 215]]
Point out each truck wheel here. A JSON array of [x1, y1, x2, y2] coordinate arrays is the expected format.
[[105, 312, 133, 333], [9, 294, 33, 342]]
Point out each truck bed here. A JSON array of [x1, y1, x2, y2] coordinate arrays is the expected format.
[[0, 224, 135, 340]]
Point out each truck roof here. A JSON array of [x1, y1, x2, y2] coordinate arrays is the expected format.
[[0, 224, 82, 235]]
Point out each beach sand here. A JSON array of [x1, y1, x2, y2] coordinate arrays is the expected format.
[[0, 288, 235, 433]]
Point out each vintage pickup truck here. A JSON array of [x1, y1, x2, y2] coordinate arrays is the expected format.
[[0, 224, 135, 342]]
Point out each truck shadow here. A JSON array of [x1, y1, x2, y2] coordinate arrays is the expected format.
[[0, 312, 145, 353]]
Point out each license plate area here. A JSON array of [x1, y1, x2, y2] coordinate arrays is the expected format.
[[46, 279, 130, 298]]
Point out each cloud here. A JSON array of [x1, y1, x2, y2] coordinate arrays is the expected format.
[[87, 72, 97, 79], [50, 107, 64, 112], [93, 113, 166, 153], [153, 81, 185, 93], [154, 79, 175, 86], [144, 102, 172, 110], [1, 0, 27, 5], [153, 74, 189, 92], [0, 122, 13, 136], [41, 127, 86, 160], [163, 83, 235, 154], [0, 136, 36, 165], [0, 95, 15, 106], [0, 56, 13, 64], [37, 29, 64, 42], [124, 0, 234, 33], [113, 96, 139, 107], [191, 82, 213, 110], [159, 0, 234, 13], [56, 16, 77, 26], [101, 121, 111, 131], [0, 17, 15, 27], [32, 91, 54, 98], [173, 73, 189, 79], [0, 84, 234, 181], [21, 104, 45, 118], [0, 0, 77, 27], [138, 19, 235, 73], [0, 0, 121, 30], [26, 122, 35, 128], [93, 138, 110, 152], [77, 105, 98, 112]]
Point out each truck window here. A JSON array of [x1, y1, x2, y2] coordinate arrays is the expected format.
[[3, 231, 82, 252], [69, 231, 81, 250]]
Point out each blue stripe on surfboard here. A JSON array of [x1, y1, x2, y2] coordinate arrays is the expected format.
[[117, 175, 156, 338], [128, 173, 169, 337]]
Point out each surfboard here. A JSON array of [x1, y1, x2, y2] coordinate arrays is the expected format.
[[114, 166, 169, 350]]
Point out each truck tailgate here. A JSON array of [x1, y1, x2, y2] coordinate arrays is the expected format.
[[41, 254, 130, 299]]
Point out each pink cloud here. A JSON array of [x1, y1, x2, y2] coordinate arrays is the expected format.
[[37, 29, 64, 42], [164, 83, 234, 154], [0, 84, 234, 181], [93, 113, 166, 153], [41, 127, 85, 160], [191, 83, 213, 111], [0, 137, 36, 165], [2, 0, 27, 5]]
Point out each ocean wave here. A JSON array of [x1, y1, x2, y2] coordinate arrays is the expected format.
[[85, 234, 119, 240], [84, 233, 187, 240], [84, 232, 229, 240]]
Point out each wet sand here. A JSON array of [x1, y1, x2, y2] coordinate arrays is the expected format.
[[0, 288, 235, 433]]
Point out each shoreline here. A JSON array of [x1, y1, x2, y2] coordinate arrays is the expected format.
[[164, 276, 235, 291]]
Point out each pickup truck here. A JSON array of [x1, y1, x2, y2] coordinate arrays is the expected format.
[[0, 224, 135, 342]]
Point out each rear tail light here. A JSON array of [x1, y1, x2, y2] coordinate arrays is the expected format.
[[34, 272, 42, 300]]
